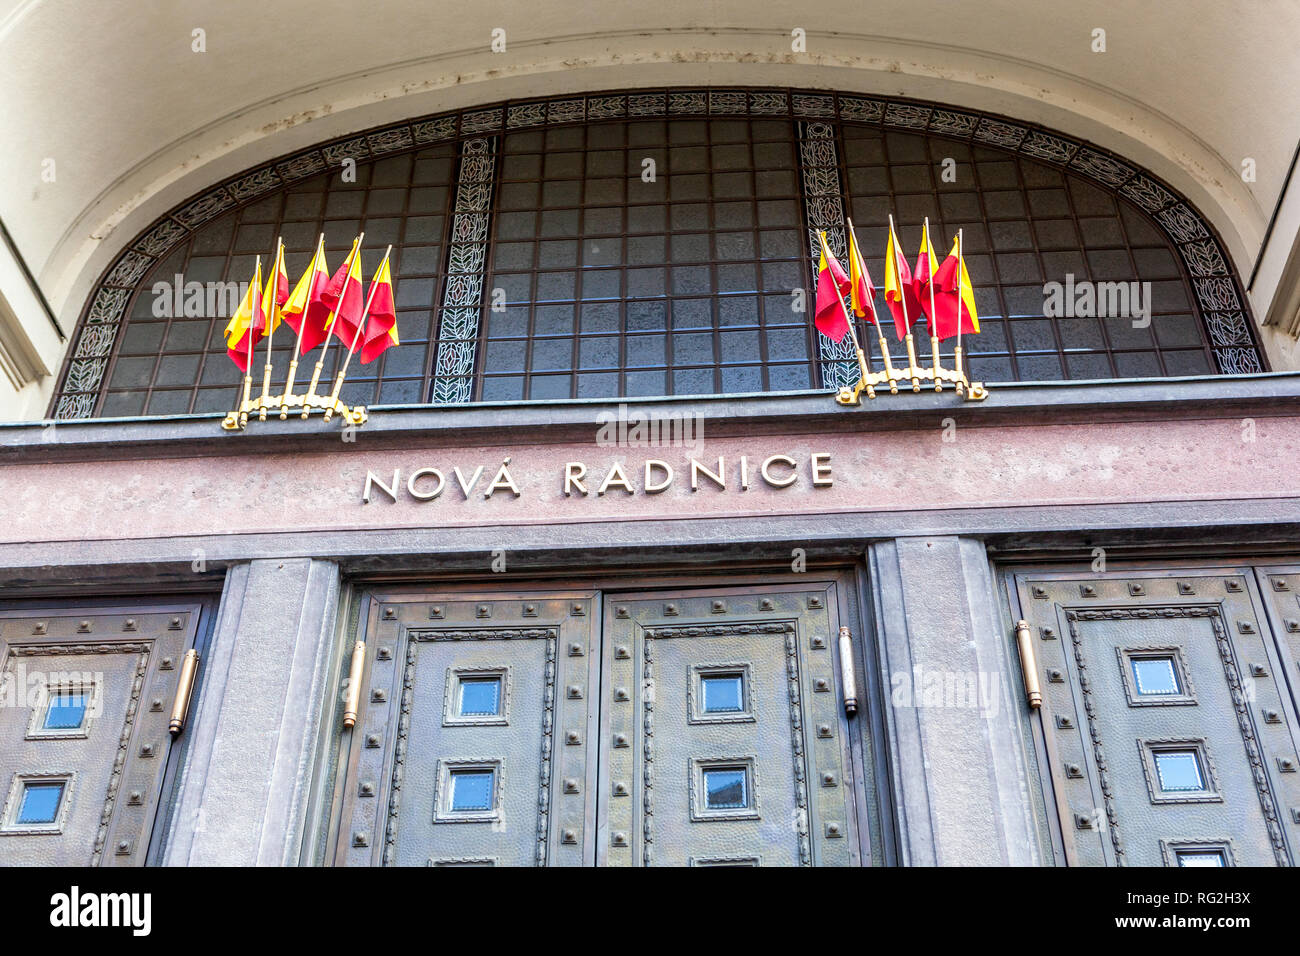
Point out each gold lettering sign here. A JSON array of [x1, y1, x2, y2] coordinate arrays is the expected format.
[[361, 453, 833, 504]]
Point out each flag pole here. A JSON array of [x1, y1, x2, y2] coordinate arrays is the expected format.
[[888, 215, 921, 392], [240, 256, 261, 428], [324, 245, 392, 424], [924, 218, 942, 392], [955, 228, 966, 396], [847, 218, 898, 395], [258, 238, 283, 421], [281, 233, 324, 419], [817, 230, 873, 400], [303, 232, 363, 418]]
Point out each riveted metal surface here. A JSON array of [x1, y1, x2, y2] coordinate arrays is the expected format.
[[0, 605, 202, 866], [1015, 569, 1300, 866], [333, 592, 599, 867], [598, 582, 859, 867], [334, 579, 866, 867]]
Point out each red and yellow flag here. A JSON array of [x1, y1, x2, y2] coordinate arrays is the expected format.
[[929, 236, 980, 341], [883, 222, 921, 341], [359, 253, 399, 365], [321, 238, 365, 349], [912, 222, 938, 336], [847, 227, 877, 325], [224, 258, 265, 372], [260, 241, 289, 338], [812, 236, 852, 342], [282, 237, 333, 354]]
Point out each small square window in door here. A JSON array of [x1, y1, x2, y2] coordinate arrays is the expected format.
[[26, 683, 98, 740], [688, 663, 755, 724], [433, 759, 504, 823], [1138, 739, 1222, 804], [2, 773, 74, 834], [1160, 840, 1235, 867], [442, 667, 510, 726], [690, 757, 759, 821], [1115, 647, 1196, 706]]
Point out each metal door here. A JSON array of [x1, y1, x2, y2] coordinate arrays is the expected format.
[[599, 583, 860, 866], [335, 581, 863, 866], [1014, 569, 1300, 866], [0, 604, 202, 866], [334, 591, 601, 866], [1257, 566, 1300, 732]]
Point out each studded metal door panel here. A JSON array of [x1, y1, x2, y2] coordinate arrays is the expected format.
[[1258, 568, 1300, 723], [0, 606, 200, 866], [1015, 571, 1300, 867], [599, 584, 859, 867], [335, 593, 599, 867]]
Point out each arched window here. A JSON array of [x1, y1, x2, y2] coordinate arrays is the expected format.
[[53, 89, 1263, 419]]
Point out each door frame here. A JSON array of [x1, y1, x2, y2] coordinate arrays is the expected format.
[[313, 563, 891, 867]]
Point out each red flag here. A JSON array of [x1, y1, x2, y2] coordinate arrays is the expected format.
[[359, 254, 399, 364], [847, 228, 877, 325], [223, 259, 265, 372], [321, 240, 365, 349], [813, 242, 852, 342], [912, 223, 939, 336], [929, 237, 981, 341], [282, 238, 333, 354], [883, 224, 922, 340]]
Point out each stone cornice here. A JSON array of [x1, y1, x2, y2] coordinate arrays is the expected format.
[[6, 372, 1300, 465]]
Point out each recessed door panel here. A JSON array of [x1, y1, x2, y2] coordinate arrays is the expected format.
[[0, 606, 201, 867], [335, 593, 599, 866], [1015, 571, 1300, 867], [600, 584, 859, 867], [1258, 567, 1300, 720]]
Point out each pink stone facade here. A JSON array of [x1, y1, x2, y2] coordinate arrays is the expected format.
[[9, 414, 1298, 545]]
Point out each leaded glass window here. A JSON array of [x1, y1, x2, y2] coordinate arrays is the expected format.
[[67, 90, 1250, 418]]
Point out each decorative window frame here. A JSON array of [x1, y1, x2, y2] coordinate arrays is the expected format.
[[1114, 645, 1197, 707], [1159, 839, 1236, 868], [1137, 737, 1222, 805], [689, 755, 760, 822], [686, 662, 756, 725], [426, 856, 499, 866], [52, 87, 1265, 419], [1, 771, 76, 836], [441, 665, 511, 727], [25, 679, 100, 741], [432, 757, 504, 824], [690, 855, 762, 866]]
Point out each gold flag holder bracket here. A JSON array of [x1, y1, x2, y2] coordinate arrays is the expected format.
[[221, 391, 368, 431], [835, 364, 988, 406]]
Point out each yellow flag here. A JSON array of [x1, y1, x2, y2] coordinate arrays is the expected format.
[[948, 236, 980, 332], [224, 258, 263, 371], [260, 242, 287, 336], [283, 237, 328, 318]]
